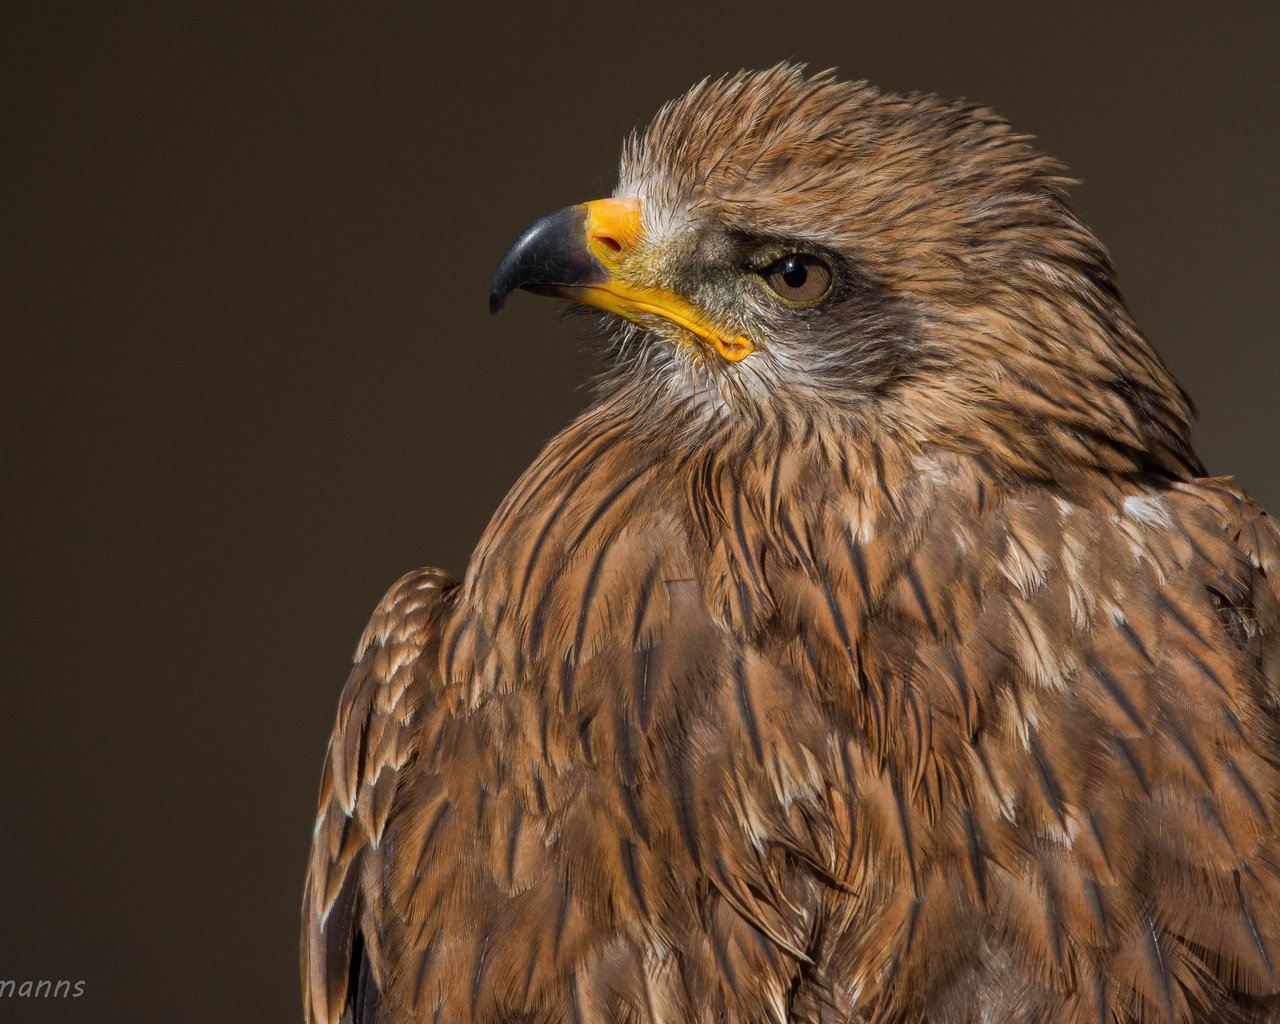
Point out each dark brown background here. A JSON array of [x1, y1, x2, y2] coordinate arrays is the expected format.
[[2, 3, 1276, 1022]]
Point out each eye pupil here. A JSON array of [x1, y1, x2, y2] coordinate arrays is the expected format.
[[781, 256, 807, 289], [762, 253, 832, 303]]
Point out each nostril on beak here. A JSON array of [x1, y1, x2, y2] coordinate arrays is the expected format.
[[592, 234, 623, 255]]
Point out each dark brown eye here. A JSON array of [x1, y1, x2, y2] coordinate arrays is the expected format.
[[761, 253, 832, 303]]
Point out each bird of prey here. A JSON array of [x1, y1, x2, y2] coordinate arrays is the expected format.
[[302, 65, 1280, 1023]]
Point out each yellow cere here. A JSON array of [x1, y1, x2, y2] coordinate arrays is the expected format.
[[579, 198, 755, 363]]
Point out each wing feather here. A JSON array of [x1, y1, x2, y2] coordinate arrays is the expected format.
[[301, 568, 458, 1024]]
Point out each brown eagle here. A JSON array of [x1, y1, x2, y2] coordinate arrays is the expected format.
[[302, 65, 1280, 1023]]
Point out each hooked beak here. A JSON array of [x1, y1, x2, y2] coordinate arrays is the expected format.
[[489, 198, 754, 363]]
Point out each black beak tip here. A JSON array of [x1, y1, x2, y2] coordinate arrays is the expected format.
[[489, 258, 520, 315], [488, 204, 602, 317]]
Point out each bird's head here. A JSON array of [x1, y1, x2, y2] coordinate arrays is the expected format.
[[491, 64, 1197, 479]]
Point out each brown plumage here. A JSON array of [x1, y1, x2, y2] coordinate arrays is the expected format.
[[301, 65, 1280, 1023]]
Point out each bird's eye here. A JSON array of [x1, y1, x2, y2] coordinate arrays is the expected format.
[[761, 254, 832, 304]]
